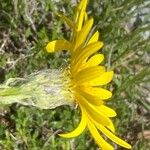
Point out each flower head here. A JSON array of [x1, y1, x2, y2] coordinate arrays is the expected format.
[[46, 0, 132, 149]]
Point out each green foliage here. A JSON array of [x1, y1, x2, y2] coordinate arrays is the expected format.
[[0, 0, 149, 149]]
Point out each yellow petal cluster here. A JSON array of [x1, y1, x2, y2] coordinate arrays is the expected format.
[[46, 0, 132, 149]]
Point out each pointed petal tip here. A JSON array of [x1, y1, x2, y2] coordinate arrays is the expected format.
[[109, 71, 114, 77], [46, 42, 54, 53], [89, 17, 94, 23], [58, 106, 87, 138], [98, 41, 104, 49], [125, 143, 132, 149]]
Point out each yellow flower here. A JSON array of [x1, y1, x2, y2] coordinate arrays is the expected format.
[[46, 0, 132, 149]]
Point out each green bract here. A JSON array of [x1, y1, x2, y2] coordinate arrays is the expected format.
[[0, 69, 73, 109]]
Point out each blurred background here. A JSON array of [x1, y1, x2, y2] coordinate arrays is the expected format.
[[0, 0, 150, 149]]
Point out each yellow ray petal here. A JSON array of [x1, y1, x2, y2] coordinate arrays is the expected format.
[[75, 0, 88, 28], [58, 106, 86, 138], [84, 11, 88, 21], [78, 0, 88, 10], [79, 89, 111, 102], [95, 123, 132, 149], [77, 8, 85, 31], [75, 66, 105, 84], [97, 105, 117, 117], [89, 112, 115, 133], [72, 42, 104, 73], [87, 119, 114, 150], [72, 41, 103, 64], [81, 87, 112, 100], [46, 40, 71, 52], [74, 54, 104, 75], [106, 120, 115, 133], [74, 18, 94, 50], [76, 95, 111, 126], [88, 31, 99, 45], [88, 71, 114, 86], [75, 41, 103, 63], [76, 88, 103, 106], [86, 54, 104, 67]]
